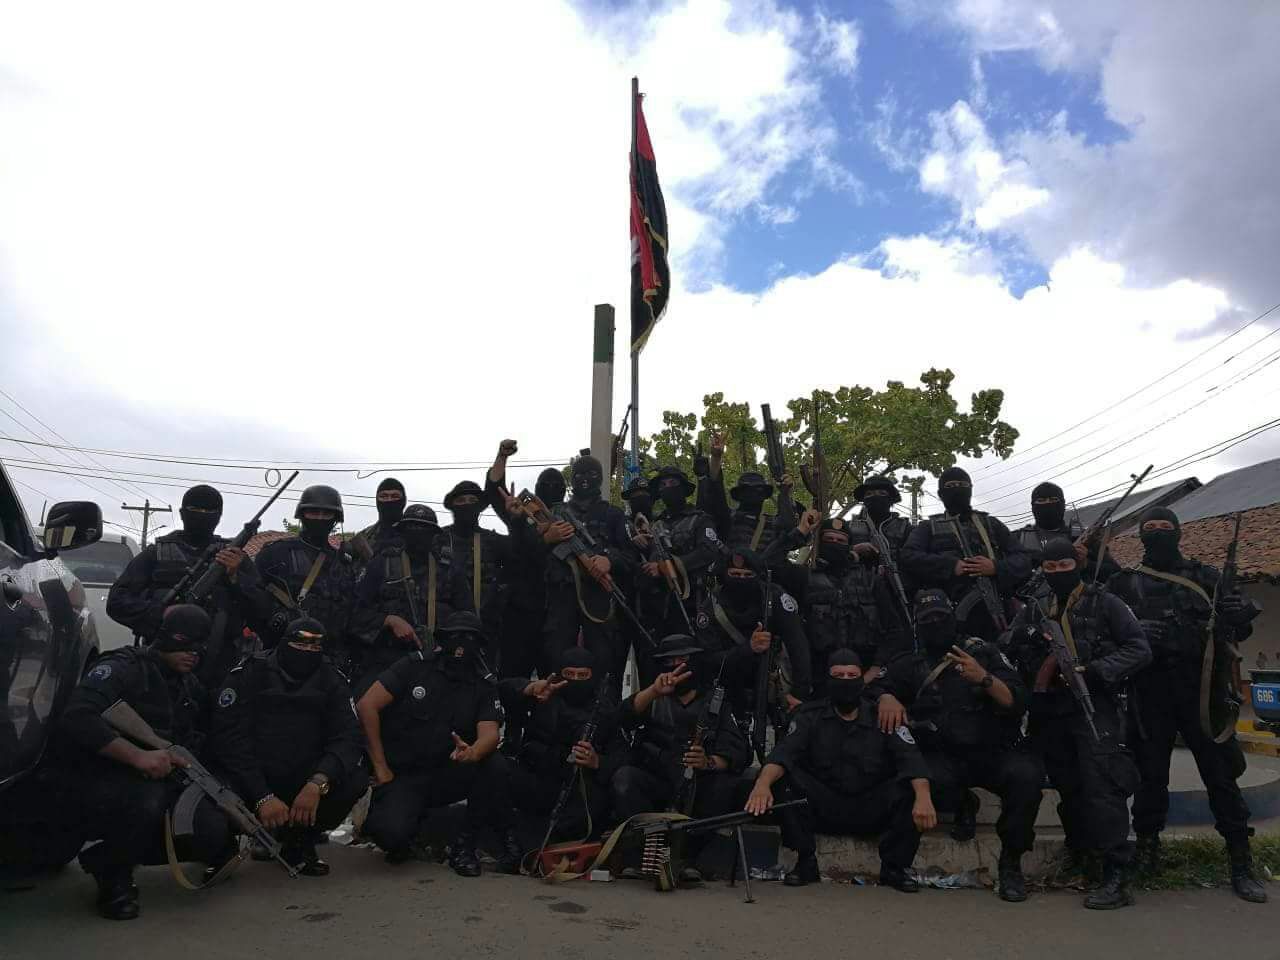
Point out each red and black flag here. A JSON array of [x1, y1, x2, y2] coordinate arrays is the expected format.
[[630, 80, 669, 355]]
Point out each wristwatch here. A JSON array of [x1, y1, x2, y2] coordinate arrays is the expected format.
[[308, 774, 331, 796], [980, 674, 995, 690]]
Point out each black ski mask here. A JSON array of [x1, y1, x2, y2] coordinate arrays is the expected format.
[[446, 481, 484, 532], [180, 485, 223, 544], [1041, 537, 1081, 602], [277, 618, 325, 681], [913, 589, 956, 656], [376, 477, 406, 527], [856, 477, 899, 524], [718, 553, 761, 611], [557, 647, 598, 707], [402, 527, 437, 556], [1031, 482, 1066, 531], [818, 525, 850, 572], [570, 457, 604, 501], [1139, 507, 1182, 569], [152, 604, 211, 655], [827, 650, 864, 712], [300, 517, 337, 547], [938, 467, 972, 516], [536, 468, 566, 506]]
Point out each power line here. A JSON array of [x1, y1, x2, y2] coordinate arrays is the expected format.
[[978, 299, 1280, 473]]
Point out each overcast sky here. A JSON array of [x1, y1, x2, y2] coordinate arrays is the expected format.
[[1, 0, 1278, 540]]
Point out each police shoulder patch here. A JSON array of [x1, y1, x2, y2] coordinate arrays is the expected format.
[[217, 688, 237, 708], [411, 685, 427, 700], [696, 612, 710, 629], [780, 592, 798, 613], [895, 725, 915, 745], [87, 663, 112, 683], [787, 720, 798, 736], [999, 652, 1015, 671], [705, 527, 718, 541]]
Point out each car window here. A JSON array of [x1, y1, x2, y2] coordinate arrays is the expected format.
[[60, 540, 134, 585]]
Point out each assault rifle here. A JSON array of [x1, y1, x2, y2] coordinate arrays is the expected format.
[[751, 570, 777, 764], [513, 490, 654, 647], [799, 393, 829, 567], [950, 517, 1008, 633], [1203, 513, 1258, 741], [761, 403, 786, 486], [163, 470, 300, 606], [632, 513, 696, 635], [102, 699, 299, 880], [534, 673, 614, 870], [672, 672, 726, 815], [1027, 599, 1100, 742], [867, 513, 915, 643]]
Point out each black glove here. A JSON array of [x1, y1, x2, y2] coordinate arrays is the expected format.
[[692, 447, 709, 479], [1216, 594, 1259, 626]]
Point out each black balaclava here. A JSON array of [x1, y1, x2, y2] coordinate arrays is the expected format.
[[376, 477, 406, 527], [827, 649, 864, 712], [857, 477, 898, 524], [398, 504, 440, 558], [914, 589, 956, 657], [277, 617, 325, 681], [653, 469, 691, 512], [440, 613, 485, 679], [446, 481, 484, 533], [718, 553, 762, 614], [152, 604, 211, 655], [818, 520, 851, 572], [557, 646, 598, 707], [1031, 482, 1066, 531], [570, 456, 604, 502], [938, 467, 972, 516], [1139, 506, 1182, 570], [627, 489, 653, 521], [536, 468, 567, 506], [300, 516, 337, 548], [180, 485, 223, 545], [1041, 537, 1081, 602], [732, 473, 771, 513]]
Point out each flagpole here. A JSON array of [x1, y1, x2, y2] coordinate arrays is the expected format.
[[629, 76, 641, 479]]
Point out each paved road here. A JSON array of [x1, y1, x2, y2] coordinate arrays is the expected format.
[[4, 845, 1274, 959]]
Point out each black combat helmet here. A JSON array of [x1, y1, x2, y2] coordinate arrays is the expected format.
[[396, 503, 440, 529], [294, 484, 344, 522]]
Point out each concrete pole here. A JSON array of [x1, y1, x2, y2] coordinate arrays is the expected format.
[[590, 304, 615, 466]]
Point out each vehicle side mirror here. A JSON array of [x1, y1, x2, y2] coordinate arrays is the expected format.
[[42, 501, 103, 556]]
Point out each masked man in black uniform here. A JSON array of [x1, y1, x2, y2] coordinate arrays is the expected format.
[[356, 611, 519, 876], [348, 477, 407, 578], [57, 606, 232, 920], [208, 617, 367, 877], [441, 480, 513, 669], [870, 589, 1040, 901], [108, 484, 267, 686], [901, 467, 1031, 641], [1108, 508, 1266, 902], [1005, 537, 1150, 909], [746, 649, 936, 892], [847, 476, 913, 567], [255, 485, 356, 669], [1014, 481, 1119, 586]]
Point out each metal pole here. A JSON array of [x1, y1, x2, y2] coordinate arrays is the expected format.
[[629, 76, 641, 480], [590, 304, 615, 466]]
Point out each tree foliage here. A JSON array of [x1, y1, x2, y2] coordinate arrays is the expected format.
[[636, 369, 1018, 517]]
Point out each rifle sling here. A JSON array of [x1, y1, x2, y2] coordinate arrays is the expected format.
[[1049, 583, 1086, 662], [400, 551, 439, 634], [970, 513, 998, 561], [164, 810, 246, 891], [917, 658, 954, 700], [748, 512, 767, 552], [265, 551, 327, 614], [570, 561, 614, 624], [712, 602, 751, 648], [1133, 565, 1235, 744]]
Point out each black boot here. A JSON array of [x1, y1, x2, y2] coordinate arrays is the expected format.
[[1084, 863, 1134, 910], [951, 790, 979, 842], [997, 849, 1027, 903], [497, 828, 524, 876], [1134, 834, 1160, 877], [93, 868, 140, 921], [785, 853, 820, 887], [1227, 840, 1268, 904], [879, 865, 920, 893], [1047, 846, 1095, 889], [448, 830, 482, 878]]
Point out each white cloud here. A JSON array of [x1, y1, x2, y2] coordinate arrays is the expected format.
[[814, 11, 860, 78]]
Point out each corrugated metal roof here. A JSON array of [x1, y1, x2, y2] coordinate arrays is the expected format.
[[1163, 457, 1280, 523], [1071, 476, 1201, 530]]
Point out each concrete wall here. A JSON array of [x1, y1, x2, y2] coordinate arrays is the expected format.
[[1241, 583, 1280, 668]]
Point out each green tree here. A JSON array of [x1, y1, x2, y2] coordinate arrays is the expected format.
[[638, 370, 1018, 517]]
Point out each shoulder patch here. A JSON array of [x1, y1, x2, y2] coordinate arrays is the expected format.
[[787, 719, 798, 736], [780, 592, 798, 614], [705, 527, 718, 542], [217, 688, 237, 708], [999, 652, 1015, 671], [696, 611, 710, 629], [895, 725, 915, 745], [87, 663, 112, 683], [411, 684, 427, 700]]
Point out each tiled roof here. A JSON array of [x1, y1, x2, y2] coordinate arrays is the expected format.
[[1107, 503, 1280, 582]]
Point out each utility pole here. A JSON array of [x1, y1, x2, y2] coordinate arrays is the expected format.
[[121, 499, 172, 548]]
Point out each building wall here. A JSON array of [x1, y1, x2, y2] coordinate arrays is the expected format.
[[1241, 583, 1280, 670]]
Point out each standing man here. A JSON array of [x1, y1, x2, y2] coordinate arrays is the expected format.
[[441, 480, 513, 670], [255, 485, 357, 669], [640, 465, 725, 639], [538, 455, 638, 691], [1108, 507, 1266, 903], [1005, 537, 1150, 909], [208, 617, 367, 877], [356, 611, 519, 875], [1013, 481, 1117, 584], [870, 589, 1040, 901], [701, 431, 796, 557], [901, 467, 1031, 641], [745, 649, 936, 892], [348, 478, 407, 577], [108, 484, 267, 686], [56, 606, 232, 920], [847, 476, 913, 568]]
